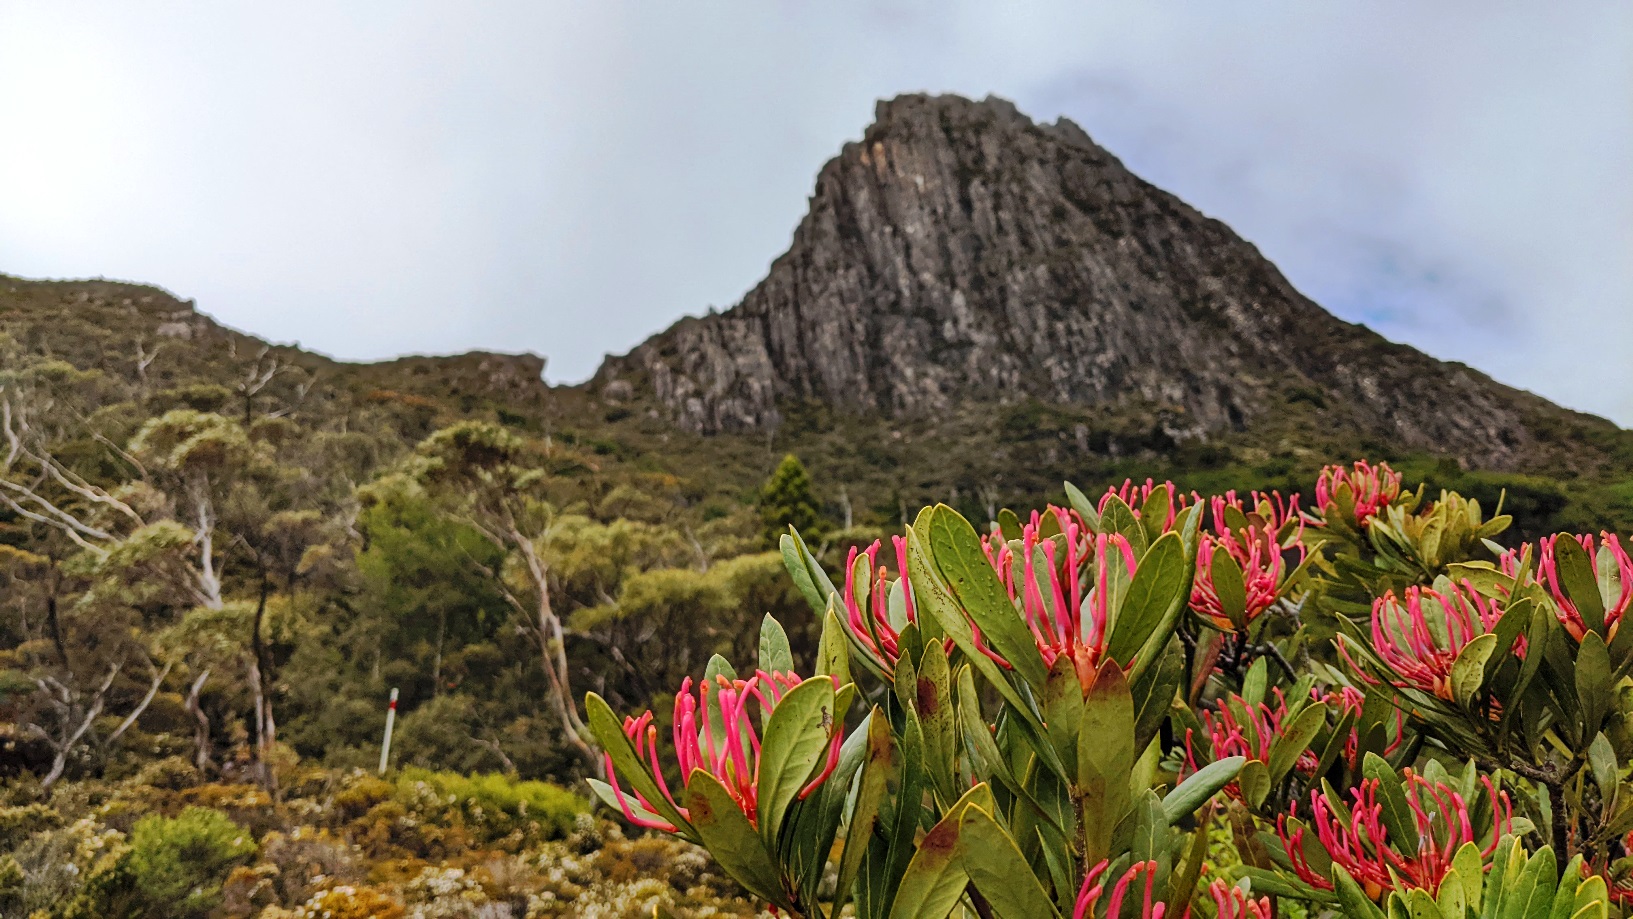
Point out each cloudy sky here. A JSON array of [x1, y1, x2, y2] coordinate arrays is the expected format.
[[2, 3, 1629, 423]]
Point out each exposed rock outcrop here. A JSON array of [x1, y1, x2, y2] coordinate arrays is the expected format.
[[595, 93, 1560, 467]]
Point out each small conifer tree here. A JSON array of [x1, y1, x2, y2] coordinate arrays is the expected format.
[[758, 453, 821, 546]]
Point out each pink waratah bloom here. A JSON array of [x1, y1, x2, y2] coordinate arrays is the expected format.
[[1278, 772, 1512, 898], [1209, 879, 1272, 919], [1101, 478, 1187, 531], [1314, 460, 1402, 529], [1211, 490, 1302, 540], [1536, 532, 1633, 642], [1317, 685, 1404, 769], [604, 669, 843, 834], [1365, 582, 1506, 701], [1075, 860, 1177, 919], [986, 506, 1136, 691], [1190, 526, 1304, 632], [1182, 690, 1318, 796], [1588, 832, 1633, 906]]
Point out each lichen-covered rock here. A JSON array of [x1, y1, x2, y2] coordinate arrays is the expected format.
[[594, 92, 1560, 468]]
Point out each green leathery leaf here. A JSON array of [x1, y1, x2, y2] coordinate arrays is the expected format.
[[1268, 702, 1327, 786], [1064, 481, 1101, 530], [1403, 888, 1441, 919], [1237, 758, 1271, 809], [1210, 546, 1250, 630], [1332, 865, 1389, 919], [1042, 654, 1085, 778], [757, 677, 838, 846], [926, 504, 1049, 690], [1589, 732, 1618, 801], [1451, 841, 1486, 913], [915, 640, 959, 805], [998, 507, 1024, 542], [685, 769, 788, 907], [1166, 820, 1212, 914], [1163, 756, 1246, 822], [759, 613, 795, 676], [1078, 663, 1135, 864], [1132, 637, 1184, 753], [1574, 875, 1609, 919], [1436, 864, 1468, 917], [1509, 602, 1551, 711], [1487, 598, 1533, 682], [835, 709, 891, 916], [1552, 856, 1586, 919], [1554, 533, 1608, 636], [784, 528, 840, 613], [1452, 632, 1499, 708], [1363, 752, 1419, 851], [1502, 847, 1559, 919], [817, 605, 853, 687], [1141, 485, 1172, 544], [961, 806, 1062, 919], [585, 692, 693, 838], [886, 784, 991, 919], [1108, 531, 1193, 665], [1242, 656, 1269, 707], [781, 533, 827, 616], [1101, 494, 1144, 551], [1577, 630, 1613, 738]]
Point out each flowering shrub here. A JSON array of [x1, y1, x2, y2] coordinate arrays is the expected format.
[[584, 461, 1633, 918]]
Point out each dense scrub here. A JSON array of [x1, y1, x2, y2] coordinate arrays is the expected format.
[[590, 462, 1633, 918]]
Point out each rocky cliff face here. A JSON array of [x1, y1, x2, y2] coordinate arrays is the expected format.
[[594, 93, 1565, 468]]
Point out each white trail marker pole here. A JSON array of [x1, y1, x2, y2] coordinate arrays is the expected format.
[[378, 687, 399, 774]]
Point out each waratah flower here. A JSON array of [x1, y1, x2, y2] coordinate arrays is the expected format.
[[1101, 478, 1187, 531], [604, 669, 843, 834], [1588, 833, 1633, 906], [1278, 772, 1511, 898], [1209, 879, 1272, 919], [1314, 460, 1402, 530], [1364, 582, 1506, 701], [842, 537, 916, 672], [1211, 490, 1303, 541], [1182, 690, 1318, 796], [1536, 532, 1633, 642], [1189, 525, 1304, 632], [841, 536, 964, 677], [1316, 684, 1403, 770], [1075, 860, 1175, 919], [987, 506, 1136, 691]]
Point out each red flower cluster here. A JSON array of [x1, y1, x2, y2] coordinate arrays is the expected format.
[[986, 506, 1136, 691], [1074, 860, 1171, 919], [1209, 880, 1272, 919], [1318, 684, 1403, 770], [1536, 532, 1633, 642], [604, 669, 842, 833], [1190, 527, 1302, 632], [1100, 478, 1186, 531], [1315, 460, 1402, 529], [1278, 772, 1511, 897], [840, 536, 919, 674], [1365, 582, 1506, 701], [1211, 490, 1301, 537], [1182, 690, 1317, 795]]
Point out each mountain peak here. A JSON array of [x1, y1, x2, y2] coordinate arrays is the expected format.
[[591, 93, 1579, 469]]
